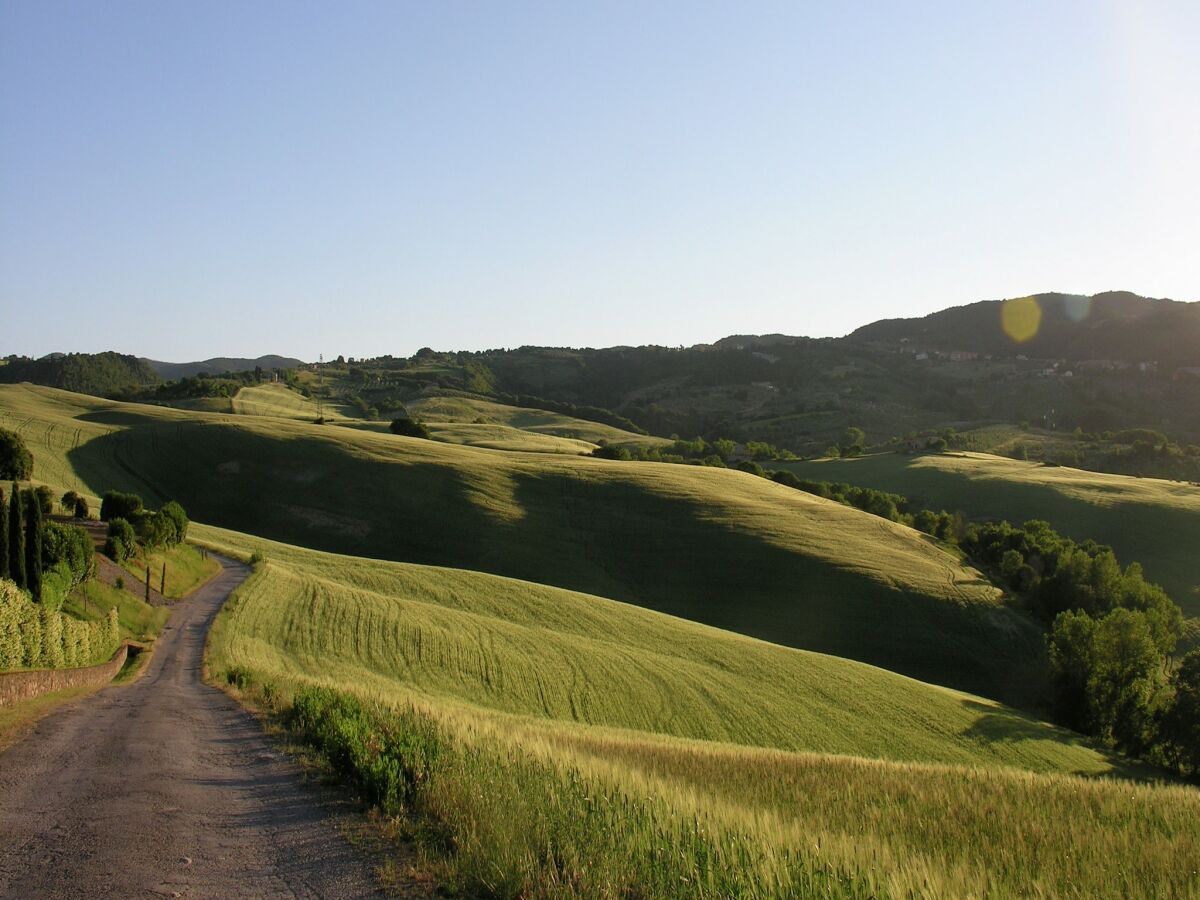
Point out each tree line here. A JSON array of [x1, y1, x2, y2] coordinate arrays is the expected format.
[[764, 469, 1198, 778], [592, 435, 796, 466]]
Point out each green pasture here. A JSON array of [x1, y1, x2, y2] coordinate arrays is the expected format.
[[0, 383, 1045, 703]]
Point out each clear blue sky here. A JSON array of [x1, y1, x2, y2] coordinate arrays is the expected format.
[[3, 1, 1198, 362]]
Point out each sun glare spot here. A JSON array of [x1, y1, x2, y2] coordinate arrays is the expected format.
[[1001, 296, 1042, 343]]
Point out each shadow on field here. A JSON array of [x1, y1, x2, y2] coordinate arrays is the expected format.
[[775, 453, 1200, 617], [957, 699, 1153, 780], [68, 420, 1045, 707]]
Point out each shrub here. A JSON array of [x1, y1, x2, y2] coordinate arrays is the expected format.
[[42, 522, 94, 585], [389, 417, 432, 439], [0, 577, 118, 671], [159, 501, 189, 545], [591, 443, 631, 461], [38, 561, 73, 614], [61, 490, 90, 518], [104, 517, 137, 562], [289, 688, 443, 813], [225, 665, 254, 691], [100, 490, 144, 523], [0, 428, 32, 481], [135, 511, 173, 549]]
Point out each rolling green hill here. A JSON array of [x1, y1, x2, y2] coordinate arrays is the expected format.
[[228, 382, 355, 421], [198, 522, 1119, 773], [776, 451, 1200, 616], [0, 382, 1043, 703], [198, 523, 1197, 898], [405, 393, 666, 453], [221, 384, 662, 455]]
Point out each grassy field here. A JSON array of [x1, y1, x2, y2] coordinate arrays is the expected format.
[[228, 383, 354, 421], [200, 524, 1199, 897], [777, 451, 1200, 616], [407, 394, 665, 453], [118, 543, 221, 598], [229, 385, 662, 456], [0, 383, 1044, 703], [64, 578, 168, 642], [198, 523, 1109, 773]]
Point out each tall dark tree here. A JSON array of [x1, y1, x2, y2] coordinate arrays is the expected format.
[[25, 490, 44, 601], [0, 485, 8, 580], [8, 483, 26, 589]]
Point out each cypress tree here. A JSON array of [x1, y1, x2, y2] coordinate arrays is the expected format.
[[25, 490, 43, 602], [9, 484, 26, 589], [0, 485, 8, 580]]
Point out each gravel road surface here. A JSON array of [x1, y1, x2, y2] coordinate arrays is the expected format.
[[0, 556, 388, 899]]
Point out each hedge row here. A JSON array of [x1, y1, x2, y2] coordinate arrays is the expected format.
[[0, 578, 119, 671]]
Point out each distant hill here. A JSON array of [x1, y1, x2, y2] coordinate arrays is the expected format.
[[144, 355, 305, 379], [0, 351, 158, 396], [849, 291, 1200, 364]]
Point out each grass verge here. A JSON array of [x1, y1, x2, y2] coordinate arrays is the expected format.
[[119, 543, 221, 599], [228, 680, 1200, 899], [66, 577, 169, 642]]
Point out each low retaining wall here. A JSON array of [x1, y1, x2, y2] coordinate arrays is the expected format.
[[0, 644, 130, 708]]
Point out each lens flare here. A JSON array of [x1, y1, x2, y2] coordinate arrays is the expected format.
[[1001, 296, 1042, 343]]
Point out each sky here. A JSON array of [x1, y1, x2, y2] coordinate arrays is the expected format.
[[2, 1, 1198, 362]]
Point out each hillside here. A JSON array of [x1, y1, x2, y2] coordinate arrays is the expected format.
[[199, 523, 1120, 773], [223, 384, 660, 455], [281, 291, 1200, 454], [0, 382, 1045, 704], [143, 354, 305, 379], [198, 523, 1197, 897], [776, 451, 1200, 617], [850, 291, 1200, 364]]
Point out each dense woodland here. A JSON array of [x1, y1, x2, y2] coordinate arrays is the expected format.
[[0, 352, 158, 396]]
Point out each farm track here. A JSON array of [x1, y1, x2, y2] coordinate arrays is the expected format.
[[0, 557, 397, 899]]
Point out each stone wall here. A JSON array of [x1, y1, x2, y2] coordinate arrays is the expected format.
[[0, 644, 130, 708]]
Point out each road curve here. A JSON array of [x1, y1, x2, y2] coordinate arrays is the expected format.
[[0, 556, 386, 899]]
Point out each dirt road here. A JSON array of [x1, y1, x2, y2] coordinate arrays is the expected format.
[[0, 557, 387, 898]]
